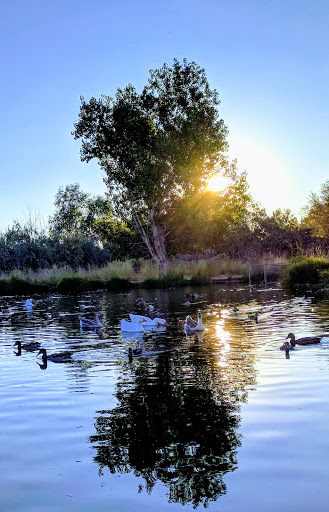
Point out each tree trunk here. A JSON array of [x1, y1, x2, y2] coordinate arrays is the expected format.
[[132, 208, 169, 276]]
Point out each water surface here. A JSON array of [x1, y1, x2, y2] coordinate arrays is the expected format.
[[1, 285, 329, 511]]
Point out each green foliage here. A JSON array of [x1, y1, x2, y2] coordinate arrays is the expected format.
[[142, 273, 186, 288], [281, 256, 329, 287], [104, 277, 133, 291], [73, 59, 229, 273], [302, 180, 329, 237], [166, 161, 257, 254], [319, 269, 329, 285], [56, 276, 98, 293]]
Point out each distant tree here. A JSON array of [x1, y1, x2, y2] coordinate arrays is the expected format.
[[49, 183, 92, 239], [271, 208, 299, 231], [302, 180, 329, 237], [72, 59, 229, 274], [49, 183, 142, 260]]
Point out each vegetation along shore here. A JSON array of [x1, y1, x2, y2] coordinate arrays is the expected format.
[[2, 60, 329, 293]]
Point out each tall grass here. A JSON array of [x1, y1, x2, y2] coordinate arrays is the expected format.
[[0, 255, 290, 295]]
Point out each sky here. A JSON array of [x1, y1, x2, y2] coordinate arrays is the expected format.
[[1, 0, 329, 231]]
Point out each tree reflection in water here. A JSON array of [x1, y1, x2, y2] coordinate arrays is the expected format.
[[90, 336, 257, 508]]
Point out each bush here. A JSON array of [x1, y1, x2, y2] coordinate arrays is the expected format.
[[281, 256, 329, 288], [142, 273, 187, 288], [56, 276, 95, 293], [104, 277, 133, 291]]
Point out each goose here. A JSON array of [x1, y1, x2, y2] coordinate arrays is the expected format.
[[14, 340, 40, 352], [25, 299, 34, 310], [79, 312, 103, 329], [129, 314, 168, 327], [121, 318, 145, 333], [285, 332, 322, 347], [37, 348, 73, 363], [184, 312, 205, 332]]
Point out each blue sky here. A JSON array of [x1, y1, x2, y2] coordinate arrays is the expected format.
[[1, 0, 328, 230]]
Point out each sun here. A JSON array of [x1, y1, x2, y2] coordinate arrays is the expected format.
[[206, 174, 230, 192]]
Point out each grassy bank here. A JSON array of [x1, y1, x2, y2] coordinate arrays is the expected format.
[[0, 256, 288, 295]]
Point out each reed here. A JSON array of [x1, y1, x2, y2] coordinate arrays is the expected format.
[[0, 255, 290, 295]]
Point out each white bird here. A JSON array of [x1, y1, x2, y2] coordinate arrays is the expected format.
[[121, 318, 145, 333], [184, 311, 205, 333], [129, 314, 168, 327], [25, 298, 34, 310], [79, 312, 103, 329]]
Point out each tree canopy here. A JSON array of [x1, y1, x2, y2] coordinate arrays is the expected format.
[[302, 180, 329, 237], [73, 58, 229, 274]]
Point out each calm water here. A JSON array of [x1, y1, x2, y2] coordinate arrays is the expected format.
[[2, 285, 329, 511]]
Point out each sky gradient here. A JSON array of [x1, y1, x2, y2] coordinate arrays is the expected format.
[[1, 0, 328, 230]]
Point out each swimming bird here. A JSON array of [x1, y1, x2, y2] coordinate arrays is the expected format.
[[79, 312, 103, 329], [128, 346, 144, 360], [185, 292, 199, 300], [121, 318, 145, 333], [280, 341, 294, 351], [14, 340, 41, 352], [129, 313, 168, 327], [37, 348, 73, 363], [184, 312, 205, 332], [285, 332, 322, 347], [25, 299, 34, 310], [248, 312, 259, 323]]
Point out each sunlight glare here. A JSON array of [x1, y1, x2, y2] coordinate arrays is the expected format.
[[206, 174, 230, 192]]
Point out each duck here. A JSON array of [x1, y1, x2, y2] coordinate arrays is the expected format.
[[128, 346, 144, 360], [14, 340, 41, 352], [280, 341, 294, 351], [121, 318, 145, 333], [285, 332, 322, 347], [79, 312, 103, 329], [248, 312, 259, 323], [129, 313, 168, 327], [37, 348, 73, 363], [185, 292, 199, 300], [184, 311, 205, 332]]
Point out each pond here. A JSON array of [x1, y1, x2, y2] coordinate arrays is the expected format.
[[1, 284, 329, 512]]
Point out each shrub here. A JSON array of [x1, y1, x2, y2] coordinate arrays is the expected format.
[[281, 256, 329, 288]]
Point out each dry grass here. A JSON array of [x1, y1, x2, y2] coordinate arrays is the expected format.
[[0, 254, 291, 292]]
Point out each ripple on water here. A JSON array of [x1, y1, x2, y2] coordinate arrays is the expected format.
[[2, 289, 329, 511]]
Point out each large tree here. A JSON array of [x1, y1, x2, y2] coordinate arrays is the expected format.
[[72, 59, 229, 274]]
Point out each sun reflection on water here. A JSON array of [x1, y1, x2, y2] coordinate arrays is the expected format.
[[214, 319, 231, 368]]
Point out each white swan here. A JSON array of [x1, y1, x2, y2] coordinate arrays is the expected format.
[[121, 318, 145, 333], [129, 313, 168, 327], [184, 311, 205, 333], [79, 312, 103, 329]]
